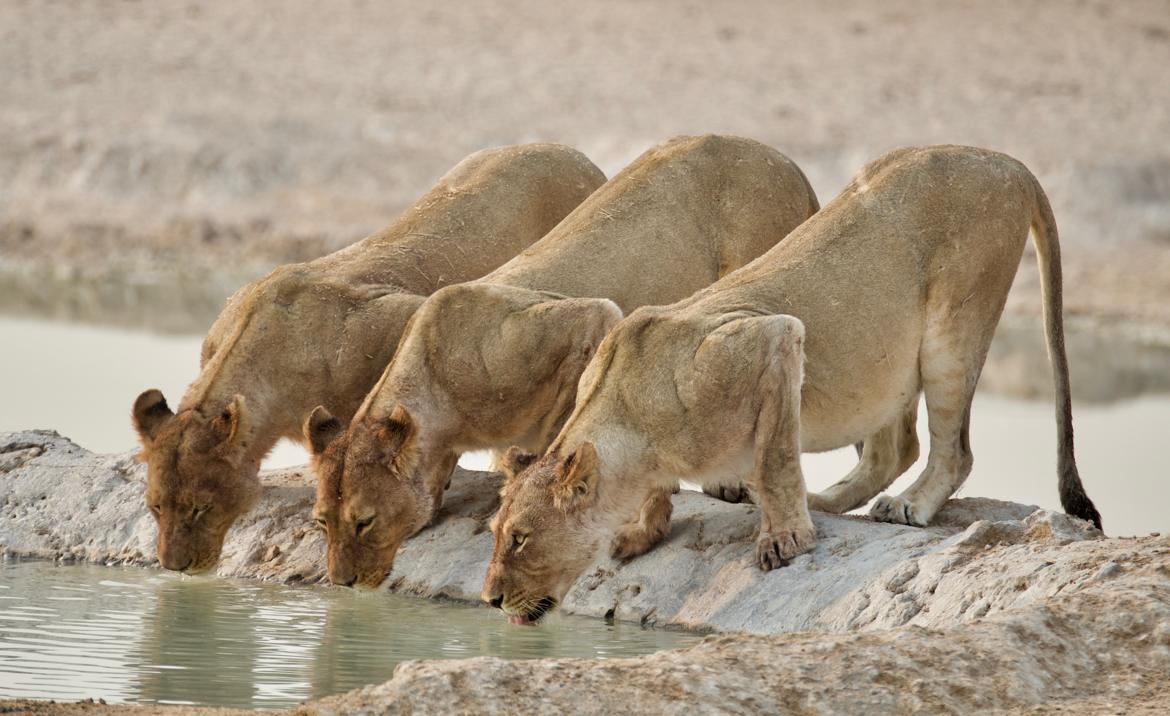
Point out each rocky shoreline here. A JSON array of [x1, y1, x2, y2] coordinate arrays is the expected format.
[[2, 430, 1168, 713]]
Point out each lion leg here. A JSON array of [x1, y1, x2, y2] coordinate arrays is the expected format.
[[610, 485, 675, 561], [487, 449, 506, 472], [702, 482, 753, 504], [808, 398, 920, 514], [426, 451, 461, 525], [870, 314, 995, 526], [745, 316, 816, 571]]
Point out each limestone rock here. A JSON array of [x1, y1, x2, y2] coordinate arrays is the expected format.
[[0, 430, 1118, 636], [299, 551, 1170, 715], [3, 430, 1168, 713]]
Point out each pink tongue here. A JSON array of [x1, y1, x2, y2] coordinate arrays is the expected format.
[[508, 614, 534, 626]]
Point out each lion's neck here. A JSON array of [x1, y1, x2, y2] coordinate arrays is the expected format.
[[561, 426, 657, 533], [180, 378, 297, 467]]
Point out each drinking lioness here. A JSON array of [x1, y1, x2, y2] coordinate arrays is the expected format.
[[305, 135, 820, 588], [483, 145, 1101, 625], [130, 144, 605, 573]]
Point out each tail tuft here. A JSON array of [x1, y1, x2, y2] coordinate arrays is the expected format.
[[1060, 464, 1102, 531]]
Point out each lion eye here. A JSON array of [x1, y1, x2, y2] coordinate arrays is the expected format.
[[313, 517, 327, 531], [512, 533, 527, 548], [191, 504, 211, 520], [148, 504, 162, 516], [355, 516, 376, 536]]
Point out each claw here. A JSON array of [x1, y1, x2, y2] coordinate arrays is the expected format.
[[610, 524, 665, 561], [869, 494, 927, 526], [755, 522, 816, 571]]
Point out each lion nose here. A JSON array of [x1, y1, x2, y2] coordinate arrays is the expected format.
[[159, 552, 192, 572], [488, 595, 504, 609], [340, 576, 357, 587]]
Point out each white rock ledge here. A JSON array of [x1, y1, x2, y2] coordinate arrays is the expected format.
[[4, 429, 1170, 713], [0, 428, 1140, 637]]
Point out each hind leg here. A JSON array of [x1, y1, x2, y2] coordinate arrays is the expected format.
[[808, 398, 920, 514], [870, 321, 991, 526], [610, 485, 675, 560]]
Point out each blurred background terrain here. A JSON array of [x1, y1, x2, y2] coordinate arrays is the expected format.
[[1, 0, 1167, 530]]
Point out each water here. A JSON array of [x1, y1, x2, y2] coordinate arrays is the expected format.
[[1, 316, 1166, 535], [0, 561, 699, 709]]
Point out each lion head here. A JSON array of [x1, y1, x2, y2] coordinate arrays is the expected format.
[[306, 405, 450, 588], [132, 389, 261, 573], [481, 443, 605, 624]]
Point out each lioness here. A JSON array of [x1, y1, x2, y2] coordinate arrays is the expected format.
[[130, 144, 604, 573], [483, 145, 1102, 624], [305, 135, 820, 588]]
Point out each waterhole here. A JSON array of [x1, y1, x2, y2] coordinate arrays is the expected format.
[[0, 561, 700, 709]]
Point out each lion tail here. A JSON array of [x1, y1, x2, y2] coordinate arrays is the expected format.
[[1030, 178, 1102, 531]]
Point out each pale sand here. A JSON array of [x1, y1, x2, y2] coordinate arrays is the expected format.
[[2, 0, 1169, 328]]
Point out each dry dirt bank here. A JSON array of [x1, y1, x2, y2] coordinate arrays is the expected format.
[[2, 0, 1169, 333]]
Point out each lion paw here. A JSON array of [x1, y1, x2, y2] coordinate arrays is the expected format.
[[703, 483, 754, 504], [755, 521, 816, 571], [869, 494, 929, 527], [610, 524, 666, 562]]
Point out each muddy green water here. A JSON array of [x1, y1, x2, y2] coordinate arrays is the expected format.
[[0, 561, 699, 709]]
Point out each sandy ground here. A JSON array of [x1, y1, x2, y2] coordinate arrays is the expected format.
[[9, 693, 1170, 716], [2, 0, 1169, 331]]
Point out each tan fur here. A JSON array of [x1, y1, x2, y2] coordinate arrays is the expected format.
[[483, 145, 1101, 621], [308, 135, 820, 588], [130, 144, 605, 572]]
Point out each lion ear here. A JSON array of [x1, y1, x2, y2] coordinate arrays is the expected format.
[[499, 446, 538, 482], [553, 442, 600, 511], [211, 394, 250, 456], [132, 389, 175, 445], [375, 405, 416, 459], [304, 406, 344, 456]]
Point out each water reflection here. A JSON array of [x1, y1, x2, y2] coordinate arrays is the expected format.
[[130, 577, 259, 707], [0, 573, 141, 703], [0, 562, 699, 709]]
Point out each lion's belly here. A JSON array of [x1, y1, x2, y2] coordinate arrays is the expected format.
[[799, 375, 919, 453], [663, 447, 755, 491], [797, 317, 924, 453]]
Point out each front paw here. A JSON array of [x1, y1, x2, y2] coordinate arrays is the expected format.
[[755, 520, 817, 571], [610, 523, 665, 561], [869, 494, 928, 527]]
